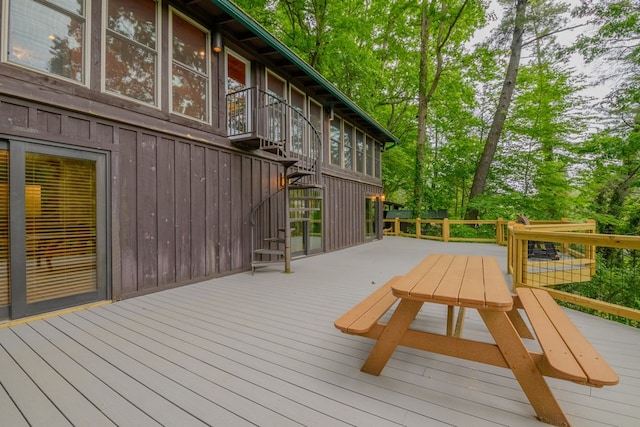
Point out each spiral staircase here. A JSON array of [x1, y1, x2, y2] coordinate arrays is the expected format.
[[226, 87, 323, 273]]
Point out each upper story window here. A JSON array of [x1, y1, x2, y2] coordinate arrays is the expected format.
[[375, 142, 381, 178], [366, 135, 374, 176], [309, 99, 322, 161], [265, 71, 286, 142], [226, 50, 251, 135], [355, 129, 365, 173], [290, 87, 305, 155], [343, 121, 354, 170], [4, 0, 87, 83], [105, 0, 158, 105], [330, 117, 342, 166], [170, 10, 210, 122]]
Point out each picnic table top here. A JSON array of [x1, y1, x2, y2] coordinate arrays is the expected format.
[[392, 253, 514, 311]]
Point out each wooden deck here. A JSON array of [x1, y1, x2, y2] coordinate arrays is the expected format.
[[1, 237, 639, 426]]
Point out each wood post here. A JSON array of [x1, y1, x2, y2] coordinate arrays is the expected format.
[[443, 218, 450, 242]]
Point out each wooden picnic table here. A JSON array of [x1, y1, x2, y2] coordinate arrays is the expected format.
[[335, 253, 618, 427]]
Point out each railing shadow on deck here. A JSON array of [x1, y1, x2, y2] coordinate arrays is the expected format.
[[383, 216, 640, 325]]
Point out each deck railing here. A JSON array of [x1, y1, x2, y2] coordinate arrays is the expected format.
[[383, 216, 640, 324], [508, 222, 640, 324], [383, 217, 511, 244]]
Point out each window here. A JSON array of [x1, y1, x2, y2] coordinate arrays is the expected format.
[[226, 51, 251, 135], [375, 141, 381, 178], [309, 99, 322, 161], [170, 10, 209, 122], [355, 129, 365, 173], [4, 0, 86, 83], [366, 135, 374, 176], [226, 51, 249, 94], [365, 195, 377, 239], [266, 71, 285, 143], [343, 122, 354, 170], [330, 117, 342, 166], [290, 87, 305, 155], [25, 152, 98, 303], [105, 0, 158, 104]]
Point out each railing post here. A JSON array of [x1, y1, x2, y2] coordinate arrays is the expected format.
[[506, 222, 514, 275], [416, 218, 421, 239], [586, 219, 597, 275], [443, 218, 449, 242], [513, 224, 526, 288], [283, 165, 292, 274], [394, 217, 400, 236], [496, 217, 504, 245]]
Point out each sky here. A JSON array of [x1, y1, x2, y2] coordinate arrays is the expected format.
[[470, 0, 613, 105]]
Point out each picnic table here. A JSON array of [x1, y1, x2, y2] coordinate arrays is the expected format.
[[335, 253, 618, 426]]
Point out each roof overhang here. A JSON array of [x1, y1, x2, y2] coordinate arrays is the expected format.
[[196, 0, 399, 146]]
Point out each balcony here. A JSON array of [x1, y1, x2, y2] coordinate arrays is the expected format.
[[227, 87, 321, 183]]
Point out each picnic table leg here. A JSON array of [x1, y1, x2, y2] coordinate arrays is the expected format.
[[454, 307, 465, 338], [360, 299, 423, 376], [446, 306, 455, 336], [479, 310, 570, 427]]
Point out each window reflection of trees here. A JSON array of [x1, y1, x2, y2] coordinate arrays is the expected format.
[[226, 55, 249, 135], [356, 130, 365, 173], [171, 13, 209, 121], [7, 0, 85, 82], [266, 91, 284, 143], [343, 123, 353, 170], [291, 108, 305, 155], [172, 66, 207, 121], [330, 120, 342, 165], [366, 136, 374, 176], [105, 0, 157, 104]]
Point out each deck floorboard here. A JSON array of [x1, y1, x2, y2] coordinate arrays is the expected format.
[[1, 237, 639, 426]]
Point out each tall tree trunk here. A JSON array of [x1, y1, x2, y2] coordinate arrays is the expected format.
[[466, 0, 528, 220], [413, 0, 432, 216], [414, 0, 469, 216]]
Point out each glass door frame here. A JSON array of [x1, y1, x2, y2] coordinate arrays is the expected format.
[[290, 187, 323, 257], [6, 139, 109, 319]]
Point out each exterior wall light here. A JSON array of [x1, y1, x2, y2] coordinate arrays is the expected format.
[[212, 32, 223, 53]]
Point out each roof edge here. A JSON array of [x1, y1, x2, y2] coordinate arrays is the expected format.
[[211, 0, 399, 144]]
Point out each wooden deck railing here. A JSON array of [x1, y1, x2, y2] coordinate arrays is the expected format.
[[383, 216, 640, 324], [507, 222, 640, 323], [383, 217, 512, 245]]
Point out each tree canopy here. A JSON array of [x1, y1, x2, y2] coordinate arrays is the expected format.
[[233, 0, 639, 231]]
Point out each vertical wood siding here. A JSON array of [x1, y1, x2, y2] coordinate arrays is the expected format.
[[0, 98, 284, 300], [0, 97, 383, 301], [323, 175, 382, 252]]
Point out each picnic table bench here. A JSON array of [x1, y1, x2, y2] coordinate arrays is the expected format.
[[334, 253, 618, 427]]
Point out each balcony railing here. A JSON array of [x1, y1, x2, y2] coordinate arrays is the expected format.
[[226, 87, 322, 183]]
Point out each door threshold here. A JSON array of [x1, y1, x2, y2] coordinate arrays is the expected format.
[[0, 300, 112, 329]]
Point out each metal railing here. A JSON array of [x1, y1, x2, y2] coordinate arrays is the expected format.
[[226, 87, 322, 184]]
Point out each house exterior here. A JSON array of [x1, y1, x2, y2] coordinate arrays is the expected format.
[[0, 0, 397, 320]]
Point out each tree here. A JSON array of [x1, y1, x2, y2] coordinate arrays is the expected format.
[[466, 0, 528, 220], [572, 1, 640, 233], [414, 0, 474, 216]]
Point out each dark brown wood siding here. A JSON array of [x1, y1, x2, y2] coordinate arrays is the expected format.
[[0, 96, 282, 300], [323, 174, 383, 252]]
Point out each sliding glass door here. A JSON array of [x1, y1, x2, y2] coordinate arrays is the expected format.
[[0, 140, 108, 319]]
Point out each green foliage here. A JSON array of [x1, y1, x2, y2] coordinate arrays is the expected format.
[[233, 0, 639, 231], [448, 223, 496, 239], [556, 250, 640, 327]]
